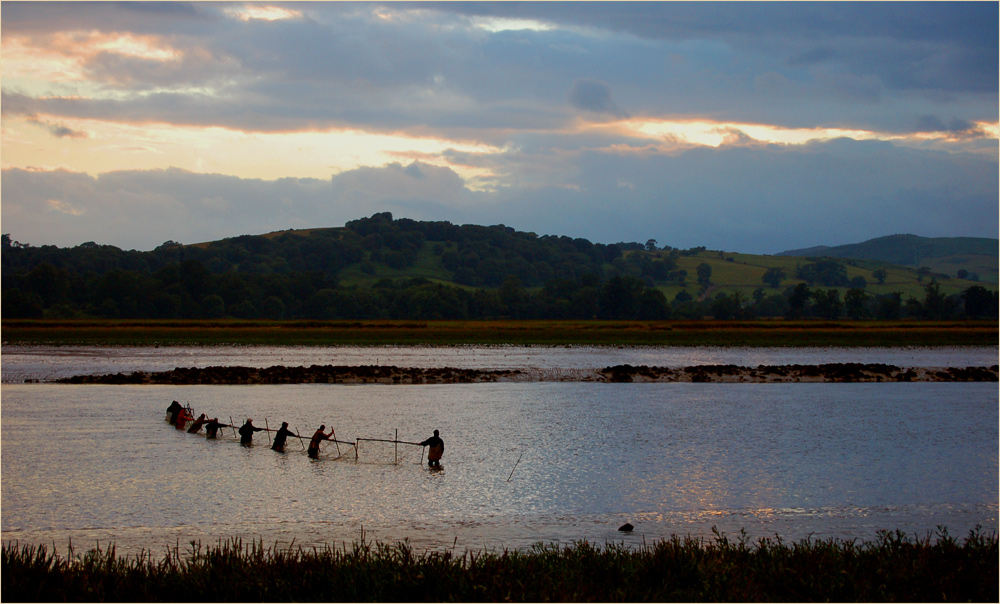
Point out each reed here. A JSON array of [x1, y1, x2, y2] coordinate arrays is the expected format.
[[2, 318, 997, 347], [3, 527, 996, 602]]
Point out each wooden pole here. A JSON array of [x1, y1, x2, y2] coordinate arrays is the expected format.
[[229, 416, 238, 439], [507, 453, 523, 482], [294, 427, 305, 450], [332, 427, 341, 456], [395, 429, 398, 465], [264, 417, 271, 446], [357, 437, 424, 446]]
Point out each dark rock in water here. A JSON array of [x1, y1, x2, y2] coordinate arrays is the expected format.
[[618, 523, 634, 532]]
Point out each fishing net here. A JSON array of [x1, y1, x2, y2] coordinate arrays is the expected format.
[[310, 438, 357, 461], [354, 438, 425, 465]]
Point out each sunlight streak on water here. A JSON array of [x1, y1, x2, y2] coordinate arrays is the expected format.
[[2, 380, 996, 554]]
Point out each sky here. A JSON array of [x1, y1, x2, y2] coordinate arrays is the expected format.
[[2, 1, 997, 254]]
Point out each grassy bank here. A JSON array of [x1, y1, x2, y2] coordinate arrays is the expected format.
[[3, 529, 996, 602], [3, 319, 997, 347]]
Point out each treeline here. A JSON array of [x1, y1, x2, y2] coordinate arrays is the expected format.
[[698, 281, 997, 321], [2, 214, 997, 321], [2, 213, 624, 287]]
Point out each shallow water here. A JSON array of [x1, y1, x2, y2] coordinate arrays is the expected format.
[[2, 344, 995, 383], [2, 376, 996, 555]]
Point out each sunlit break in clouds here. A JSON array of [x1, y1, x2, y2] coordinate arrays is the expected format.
[[1, 1, 996, 252], [226, 4, 302, 21]]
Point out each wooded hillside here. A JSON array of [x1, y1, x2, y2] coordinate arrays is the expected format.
[[778, 234, 997, 282], [3, 214, 996, 321]]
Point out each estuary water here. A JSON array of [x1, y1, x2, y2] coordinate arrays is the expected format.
[[1, 346, 997, 555], [2, 344, 996, 383]]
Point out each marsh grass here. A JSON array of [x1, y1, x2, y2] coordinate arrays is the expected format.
[[3, 527, 996, 602], [3, 318, 996, 347]]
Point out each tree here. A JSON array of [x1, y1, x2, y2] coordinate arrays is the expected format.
[[797, 260, 848, 287], [872, 269, 887, 285], [711, 291, 752, 320], [875, 292, 902, 319], [21, 263, 71, 307], [961, 285, 994, 318], [2, 289, 44, 318], [844, 288, 870, 319], [921, 281, 953, 319], [761, 267, 786, 288], [597, 275, 646, 319], [201, 294, 226, 319], [644, 239, 658, 251], [696, 263, 712, 287], [812, 289, 842, 319], [710, 293, 737, 320], [785, 283, 811, 318], [259, 295, 286, 320], [637, 288, 670, 319], [499, 276, 529, 318]]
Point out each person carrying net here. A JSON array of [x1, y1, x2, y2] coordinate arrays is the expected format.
[[308, 425, 335, 459], [419, 429, 444, 467], [272, 422, 296, 452], [238, 418, 264, 445], [205, 417, 227, 439]]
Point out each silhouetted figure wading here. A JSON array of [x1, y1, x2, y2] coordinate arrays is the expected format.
[[272, 422, 295, 452], [205, 418, 227, 439], [419, 430, 444, 467], [308, 425, 334, 458], [238, 419, 264, 445]]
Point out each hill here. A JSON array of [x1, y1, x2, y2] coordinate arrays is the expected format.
[[2, 215, 997, 321], [778, 234, 997, 283]]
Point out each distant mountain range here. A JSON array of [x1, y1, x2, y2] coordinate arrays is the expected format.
[[779, 234, 997, 282]]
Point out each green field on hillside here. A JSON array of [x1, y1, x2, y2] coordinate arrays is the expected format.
[[333, 241, 992, 300]]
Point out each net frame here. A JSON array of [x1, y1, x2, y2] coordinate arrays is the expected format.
[[354, 435, 425, 465]]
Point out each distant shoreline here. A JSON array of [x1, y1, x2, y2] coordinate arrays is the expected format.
[[3, 318, 997, 347], [50, 362, 999, 385]]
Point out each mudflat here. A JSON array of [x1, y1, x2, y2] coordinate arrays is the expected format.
[[54, 362, 998, 385]]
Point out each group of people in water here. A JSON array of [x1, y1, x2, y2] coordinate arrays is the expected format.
[[165, 400, 444, 465]]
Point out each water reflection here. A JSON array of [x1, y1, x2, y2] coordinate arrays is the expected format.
[[3, 381, 995, 554], [2, 344, 996, 383]]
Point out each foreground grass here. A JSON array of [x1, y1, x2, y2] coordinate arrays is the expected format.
[[3, 319, 997, 347], [3, 529, 996, 602]]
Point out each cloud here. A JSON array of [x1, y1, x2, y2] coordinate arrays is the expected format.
[[26, 117, 89, 139], [913, 115, 988, 139], [3, 139, 995, 254], [0, 2, 995, 256], [568, 80, 628, 119], [2, 2, 994, 138]]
